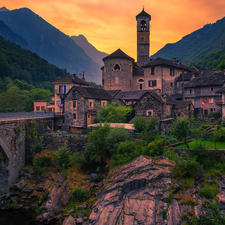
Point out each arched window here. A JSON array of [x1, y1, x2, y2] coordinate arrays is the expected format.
[[138, 78, 144, 90], [140, 20, 146, 31], [114, 64, 121, 70], [138, 78, 144, 82]]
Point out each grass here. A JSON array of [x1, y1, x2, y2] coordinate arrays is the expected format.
[[175, 139, 225, 149]]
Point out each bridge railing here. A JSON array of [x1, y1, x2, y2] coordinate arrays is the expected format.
[[0, 112, 55, 121]]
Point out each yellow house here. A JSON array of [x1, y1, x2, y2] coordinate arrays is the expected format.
[[52, 74, 89, 113]]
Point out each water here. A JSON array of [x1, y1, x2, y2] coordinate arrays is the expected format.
[[0, 211, 43, 225]]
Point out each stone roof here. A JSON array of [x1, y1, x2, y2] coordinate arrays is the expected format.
[[216, 86, 225, 93], [136, 9, 151, 19], [166, 95, 191, 109], [142, 57, 192, 71], [170, 93, 183, 100], [67, 86, 112, 100], [175, 73, 194, 82], [106, 90, 121, 98], [86, 108, 98, 115], [113, 90, 163, 103], [102, 49, 134, 62], [184, 72, 225, 88], [52, 75, 90, 86]]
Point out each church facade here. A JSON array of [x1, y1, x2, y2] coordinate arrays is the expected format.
[[102, 9, 192, 95]]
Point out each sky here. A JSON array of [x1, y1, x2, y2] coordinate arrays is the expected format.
[[2, 0, 225, 60]]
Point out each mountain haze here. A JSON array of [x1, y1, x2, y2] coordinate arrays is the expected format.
[[151, 17, 225, 65], [0, 7, 102, 84], [71, 35, 108, 67]]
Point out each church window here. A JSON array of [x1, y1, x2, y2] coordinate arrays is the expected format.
[[151, 67, 155, 75], [114, 64, 121, 70], [140, 20, 146, 31]]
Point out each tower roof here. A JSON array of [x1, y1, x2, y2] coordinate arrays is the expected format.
[[136, 9, 151, 19], [103, 49, 134, 62]]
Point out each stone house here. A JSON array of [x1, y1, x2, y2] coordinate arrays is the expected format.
[[52, 74, 89, 113], [64, 86, 111, 128], [184, 72, 225, 117]]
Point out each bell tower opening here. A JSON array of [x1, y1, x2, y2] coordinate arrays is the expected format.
[[136, 9, 151, 67]]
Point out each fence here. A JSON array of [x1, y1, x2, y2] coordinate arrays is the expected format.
[[0, 112, 54, 121]]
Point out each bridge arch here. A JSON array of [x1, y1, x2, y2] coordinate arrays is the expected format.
[[0, 137, 11, 164]]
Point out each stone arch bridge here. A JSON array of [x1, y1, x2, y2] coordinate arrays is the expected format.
[[0, 116, 53, 195]]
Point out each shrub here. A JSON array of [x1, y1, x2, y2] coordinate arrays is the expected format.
[[72, 187, 86, 202], [133, 117, 146, 132], [71, 152, 85, 166], [146, 139, 165, 156], [32, 136, 44, 153], [200, 124, 211, 131], [163, 149, 178, 161], [198, 186, 214, 199], [174, 152, 203, 178], [33, 156, 52, 167], [105, 128, 130, 155], [117, 140, 136, 155], [55, 143, 70, 168]]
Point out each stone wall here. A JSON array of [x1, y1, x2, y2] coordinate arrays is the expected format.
[[43, 133, 88, 153], [0, 118, 52, 194]]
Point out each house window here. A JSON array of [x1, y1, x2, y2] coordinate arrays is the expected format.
[[89, 100, 94, 108], [187, 89, 194, 94], [170, 69, 174, 76], [73, 113, 77, 120], [36, 106, 40, 111], [130, 65, 132, 72], [114, 64, 121, 70], [138, 78, 144, 90], [209, 98, 214, 103], [140, 83, 143, 90], [59, 85, 62, 94], [151, 67, 155, 75], [41, 106, 45, 111], [64, 85, 66, 94], [73, 100, 77, 108], [102, 79, 104, 85], [146, 110, 153, 116], [210, 87, 214, 91], [170, 82, 173, 87], [149, 80, 157, 87], [101, 101, 107, 106], [210, 108, 216, 112]]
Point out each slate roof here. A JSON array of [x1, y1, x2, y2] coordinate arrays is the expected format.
[[52, 75, 90, 86], [106, 90, 121, 98], [86, 108, 98, 115], [184, 72, 225, 88], [142, 57, 192, 71], [166, 95, 191, 109], [136, 9, 151, 19], [67, 86, 112, 100], [175, 73, 194, 82], [216, 86, 225, 93], [170, 93, 183, 100], [113, 90, 163, 103], [103, 49, 134, 62]]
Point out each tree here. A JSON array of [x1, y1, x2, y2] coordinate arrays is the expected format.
[[219, 59, 225, 71], [211, 130, 222, 149], [171, 116, 192, 149], [96, 104, 133, 123], [133, 117, 146, 132]]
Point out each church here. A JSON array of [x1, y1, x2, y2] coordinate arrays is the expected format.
[[101, 9, 192, 95]]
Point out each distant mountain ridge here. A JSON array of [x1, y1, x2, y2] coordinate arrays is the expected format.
[[0, 20, 32, 51], [71, 35, 108, 68], [0, 7, 103, 84], [151, 17, 225, 65]]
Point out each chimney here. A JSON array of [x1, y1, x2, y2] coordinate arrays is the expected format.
[[73, 74, 76, 78], [177, 60, 180, 65], [172, 58, 176, 63], [150, 59, 153, 62], [82, 71, 85, 81]]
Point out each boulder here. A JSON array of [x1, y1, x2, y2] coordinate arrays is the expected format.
[[62, 215, 76, 225]]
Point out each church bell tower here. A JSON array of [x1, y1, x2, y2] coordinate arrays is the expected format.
[[136, 8, 151, 67]]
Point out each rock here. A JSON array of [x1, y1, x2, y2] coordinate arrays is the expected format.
[[78, 213, 84, 218], [62, 216, 76, 225], [83, 216, 88, 220], [89, 155, 175, 225], [76, 217, 84, 224], [78, 204, 87, 210], [90, 173, 98, 182], [36, 185, 45, 192], [206, 176, 216, 184], [22, 184, 34, 193], [68, 209, 75, 214], [96, 191, 102, 198], [14, 179, 27, 191], [98, 182, 103, 188]]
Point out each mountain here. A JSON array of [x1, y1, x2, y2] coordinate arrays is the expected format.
[[151, 17, 225, 65], [71, 35, 108, 67], [0, 7, 102, 84], [0, 20, 32, 51]]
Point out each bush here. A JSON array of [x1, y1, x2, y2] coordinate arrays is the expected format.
[[32, 136, 44, 153], [33, 156, 52, 167], [200, 124, 211, 131], [133, 117, 146, 132], [71, 152, 85, 166], [163, 149, 178, 161], [174, 152, 203, 178], [117, 140, 136, 155], [198, 186, 214, 199], [146, 139, 165, 156], [72, 187, 86, 202], [105, 128, 130, 155], [55, 143, 70, 168]]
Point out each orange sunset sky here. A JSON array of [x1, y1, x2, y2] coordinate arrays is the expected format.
[[1, 0, 225, 60]]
